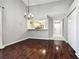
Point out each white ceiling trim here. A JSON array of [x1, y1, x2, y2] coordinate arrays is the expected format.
[[22, 0, 61, 6]]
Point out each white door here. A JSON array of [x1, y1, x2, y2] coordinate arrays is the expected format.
[[53, 20, 62, 37]]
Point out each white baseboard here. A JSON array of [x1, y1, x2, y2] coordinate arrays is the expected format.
[[0, 37, 68, 49], [0, 45, 5, 49], [28, 37, 49, 40], [0, 37, 49, 49], [0, 38, 28, 49], [76, 53, 79, 58]]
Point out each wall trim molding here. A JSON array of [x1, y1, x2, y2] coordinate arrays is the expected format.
[[66, 1, 76, 17], [0, 38, 28, 49], [76, 53, 79, 58], [0, 37, 49, 49], [0, 45, 5, 49], [28, 37, 49, 40]]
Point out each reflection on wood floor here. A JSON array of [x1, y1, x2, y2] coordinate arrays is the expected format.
[[0, 38, 78, 59]]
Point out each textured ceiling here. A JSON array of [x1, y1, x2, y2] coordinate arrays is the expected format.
[[22, 0, 61, 6]]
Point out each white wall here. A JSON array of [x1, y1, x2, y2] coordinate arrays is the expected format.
[[47, 16, 53, 38], [0, 7, 3, 47], [68, 9, 76, 50], [27, 30, 48, 39], [2, 0, 27, 45], [27, 0, 71, 39], [76, 0, 79, 57], [0, 0, 2, 6], [76, 10, 79, 57], [67, 0, 79, 57], [63, 17, 68, 41], [0, 0, 3, 48]]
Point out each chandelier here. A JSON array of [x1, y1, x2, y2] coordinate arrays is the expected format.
[[24, 0, 34, 19]]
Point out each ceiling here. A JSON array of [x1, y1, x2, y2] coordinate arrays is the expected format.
[[22, 0, 61, 6]]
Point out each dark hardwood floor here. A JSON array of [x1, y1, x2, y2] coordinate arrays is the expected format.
[[0, 38, 78, 59]]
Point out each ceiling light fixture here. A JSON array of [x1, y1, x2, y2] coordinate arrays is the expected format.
[[24, 0, 34, 19]]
